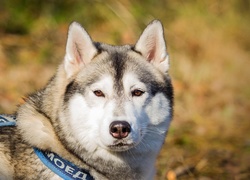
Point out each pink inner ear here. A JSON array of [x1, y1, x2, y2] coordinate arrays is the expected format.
[[147, 46, 156, 62], [73, 43, 83, 65]]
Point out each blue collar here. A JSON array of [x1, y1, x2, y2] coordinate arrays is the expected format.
[[34, 148, 94, 180], [0, 115, 94, 180], [0, 115, 16, 126]]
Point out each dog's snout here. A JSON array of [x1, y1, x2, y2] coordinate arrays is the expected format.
[[109, 121, 131, 139]]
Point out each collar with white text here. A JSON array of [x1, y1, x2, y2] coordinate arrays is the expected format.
[[34, 148, 94, 180]]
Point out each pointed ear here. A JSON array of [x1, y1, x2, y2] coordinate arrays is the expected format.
[[64, 22, 97, 78], [135, 20, 169, 73]]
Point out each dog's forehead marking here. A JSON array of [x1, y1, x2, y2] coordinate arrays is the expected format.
[[122, 72, 146, 90], [90, 74, 113, 91]]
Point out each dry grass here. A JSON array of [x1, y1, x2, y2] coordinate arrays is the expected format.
[[0, 1, 249, 179]]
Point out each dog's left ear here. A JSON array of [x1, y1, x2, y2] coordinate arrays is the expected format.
[[64, 22, 97, 78], [135, 20, 169, 73]]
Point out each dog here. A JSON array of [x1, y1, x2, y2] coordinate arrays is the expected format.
[[0, 20, 173, 180]]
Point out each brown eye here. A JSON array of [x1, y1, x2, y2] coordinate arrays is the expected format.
[[93, 90, 105, 97], [132, 89, 145, 97]]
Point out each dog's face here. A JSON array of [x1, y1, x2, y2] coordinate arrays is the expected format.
[[59, 21, 173, 155]]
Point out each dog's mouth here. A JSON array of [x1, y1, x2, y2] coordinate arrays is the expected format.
[[108, 142, 135, 151]]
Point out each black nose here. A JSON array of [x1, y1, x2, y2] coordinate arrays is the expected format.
[[109, 121, 131, 139]]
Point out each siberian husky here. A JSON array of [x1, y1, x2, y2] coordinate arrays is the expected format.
[[0, 20, 173, 180]]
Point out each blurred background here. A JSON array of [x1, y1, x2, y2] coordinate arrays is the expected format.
[[0, 0, 249, 179]]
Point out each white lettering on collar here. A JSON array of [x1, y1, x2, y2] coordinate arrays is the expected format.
[[46, 152, 88, 180]]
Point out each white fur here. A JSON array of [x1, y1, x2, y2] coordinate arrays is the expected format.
[[66, 71, 170, 159], [66, 74, 147, 152], [123, 73, 171, 153]]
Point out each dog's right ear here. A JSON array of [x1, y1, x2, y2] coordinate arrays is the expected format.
[[64, 22, 97, 78], [135, 20, 169, 73]]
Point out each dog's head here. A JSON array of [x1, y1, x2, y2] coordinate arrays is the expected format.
[[59, 20, 173, 156]]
